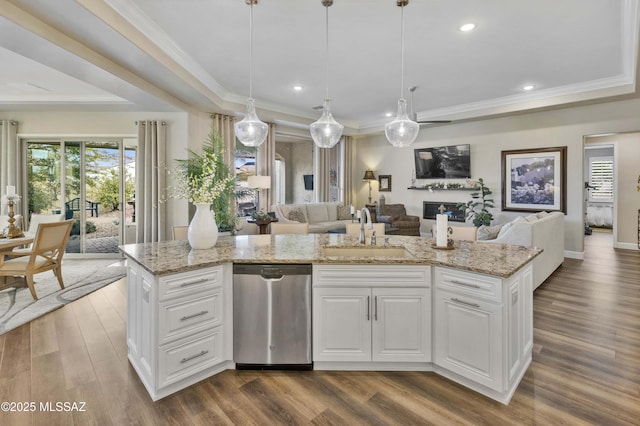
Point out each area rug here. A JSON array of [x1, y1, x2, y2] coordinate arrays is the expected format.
[[0, 259, 127, 334]]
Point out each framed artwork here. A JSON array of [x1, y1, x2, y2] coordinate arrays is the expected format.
[[379, 175, 392, 192], [501, 146, 567, 213]]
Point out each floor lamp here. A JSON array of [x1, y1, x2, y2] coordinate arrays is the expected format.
[[248, 175, 271, 212], [363, 169, 376, 204]]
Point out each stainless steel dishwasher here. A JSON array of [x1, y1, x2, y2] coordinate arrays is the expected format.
[[233, 264, 312, 369]]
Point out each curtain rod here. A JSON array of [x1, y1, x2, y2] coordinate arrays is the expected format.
[[135, 120, 166, 125]]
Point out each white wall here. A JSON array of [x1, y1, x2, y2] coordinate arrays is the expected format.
[[6, 109, 211, 236], [355, 97, 640, 255]]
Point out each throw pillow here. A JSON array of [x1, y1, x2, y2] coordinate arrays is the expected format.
[[288, 208, 307, 223], [477, 224, 503, 240], [525, 214, 538, 222], [536, 211, 549, 218], [497, 221, 513, 238], [513, 216, 527, 224], [337, 204, 352, 220]]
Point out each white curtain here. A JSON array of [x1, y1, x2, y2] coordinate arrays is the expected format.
[[211, 114, 236, 169], [257, 123, 276, 211], [342, 136, 354, 206], [315, 144, 331, 202], [0, 120, 22, 214], [136, 120, 167, 243]]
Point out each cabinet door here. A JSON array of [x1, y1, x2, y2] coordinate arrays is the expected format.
[[434, 290, 503, 392], [372, 288, 431, 362], [313, 287, 371, 362]]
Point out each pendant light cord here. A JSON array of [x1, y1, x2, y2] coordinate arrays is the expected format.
[[400, 3, 405, 99], [249, 1, 254, 99], [325, 4, 330, 100]]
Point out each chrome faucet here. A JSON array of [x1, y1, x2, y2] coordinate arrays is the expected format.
[[359, 207, 373, 244]]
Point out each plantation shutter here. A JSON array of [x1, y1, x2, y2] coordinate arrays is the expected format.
[[588, 156, 613, 202]]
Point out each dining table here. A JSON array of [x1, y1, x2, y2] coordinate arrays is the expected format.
[[0, 235, 34, 290]]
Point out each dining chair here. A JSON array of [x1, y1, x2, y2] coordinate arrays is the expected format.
[[0, 220, 73, 300], [270, 223, 309, 235], [3, 213, 65, 255], [172, 226, 189, 240]]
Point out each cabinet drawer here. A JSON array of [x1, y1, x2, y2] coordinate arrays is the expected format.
[[159, 290, 222, 344], [313, 265, 431, 288], [158, 328, 223, 388], [159, 266, 222, 301], [435, 267, 501, 303]]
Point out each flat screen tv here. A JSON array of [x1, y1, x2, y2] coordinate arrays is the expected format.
[[303, 174, 314, 190], [414, 144, 471, 179]]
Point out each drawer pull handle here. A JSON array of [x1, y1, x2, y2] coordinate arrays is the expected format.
[[450, 279, 480, 288], [180, 350, 209, 364], [366, 296, 370, 321], [451, 298, 480, 309], [180, 310, 209, 321], [374, 296, 378, 321], [179, 278, 209, 287]]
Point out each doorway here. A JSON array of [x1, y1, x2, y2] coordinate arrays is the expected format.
[[583, 138, 615, 247], [26, 139, 136, 256]]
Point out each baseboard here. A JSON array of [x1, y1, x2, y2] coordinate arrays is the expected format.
[[615, 242, 639, 250], [564, 250, 584, 260]]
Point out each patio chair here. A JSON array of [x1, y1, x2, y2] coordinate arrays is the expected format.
[[0, 220, 73, 300]]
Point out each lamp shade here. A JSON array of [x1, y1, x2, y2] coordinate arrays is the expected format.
[[248, 175, 271, 190], [234, 99, 269, 147], [363, 169, 376, 181], [310, 99, 343, 148], [385, 98, 419, 148]]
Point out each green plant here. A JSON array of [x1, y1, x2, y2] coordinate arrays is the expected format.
[[456, 178, 495, 227], [71, 219, 96, 235], [166, 129, 236, 232], [251, 210, 271, 222]]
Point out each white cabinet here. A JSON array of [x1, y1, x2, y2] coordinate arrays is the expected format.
[[434, 288, 503, 391], [434, 265, 532, 402], [313, 265, 431, 364], [126, 262, 233, 401]]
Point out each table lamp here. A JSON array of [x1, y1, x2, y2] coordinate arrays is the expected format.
[[363, 169, 376, 203]]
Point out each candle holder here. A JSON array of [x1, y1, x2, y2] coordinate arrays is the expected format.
[[6, 200, 24, 238]]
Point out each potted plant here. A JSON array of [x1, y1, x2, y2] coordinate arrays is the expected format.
[[166, 129, 235, 248], [456, 178, 495, 227], [251, 210, 272, 225]]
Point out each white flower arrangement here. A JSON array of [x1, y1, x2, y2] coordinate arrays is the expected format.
[[164, 133, 235, 206]]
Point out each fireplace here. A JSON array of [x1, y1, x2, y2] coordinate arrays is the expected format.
[[423, 202, 466, 222]]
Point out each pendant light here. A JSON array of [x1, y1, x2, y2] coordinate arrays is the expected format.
[[310, 0, 344, 149], [235, 0, 269, 147], [384, 0, 419, 148]]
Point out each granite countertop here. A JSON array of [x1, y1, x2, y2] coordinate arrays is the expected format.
[[120, 234, 541, 279]]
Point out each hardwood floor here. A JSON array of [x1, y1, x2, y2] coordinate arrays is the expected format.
[[1, 232, 638, 425]]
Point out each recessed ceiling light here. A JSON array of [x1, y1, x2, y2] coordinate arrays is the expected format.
[[385, 112, 393, 117], [460, 23, 476, 32], [523, 84, 535, 91], [293, 85, 303, 92]]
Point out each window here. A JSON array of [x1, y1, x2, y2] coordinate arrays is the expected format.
[[588, 156, 613, 202], [234, 139, 257, 217]]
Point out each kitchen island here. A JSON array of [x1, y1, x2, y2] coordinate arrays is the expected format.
[[121, 234, 540, 404]]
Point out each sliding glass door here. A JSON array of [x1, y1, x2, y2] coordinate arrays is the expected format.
[[26, 139, 136, 256]]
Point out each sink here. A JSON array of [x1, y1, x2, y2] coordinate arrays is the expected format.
[[322, 245, 408, 258]]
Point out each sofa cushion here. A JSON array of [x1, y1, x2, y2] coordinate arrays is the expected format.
[[525, 214, 538, 222], [306, 203, 329, 223], [337, 204, 351, 220], [288, 208, 307, 223], [536, 211, 549, 219], [326, 202, 341, 221], [477, 224, 503, 240]]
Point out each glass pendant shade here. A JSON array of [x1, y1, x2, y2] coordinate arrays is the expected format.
[[384, 98, 419, 148], [310, 99, 344, 148], [234, 98, 268, 147]]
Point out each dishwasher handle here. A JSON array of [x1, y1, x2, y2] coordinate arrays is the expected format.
[[260, 267, 284, 280]]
